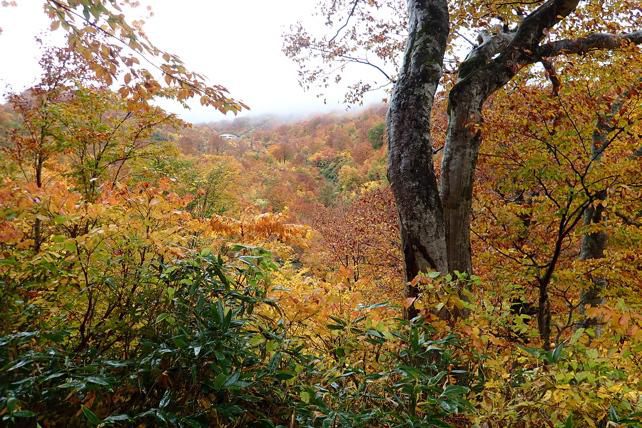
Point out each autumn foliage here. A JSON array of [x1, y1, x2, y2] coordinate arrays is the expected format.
[[1, 2, 642, 427]]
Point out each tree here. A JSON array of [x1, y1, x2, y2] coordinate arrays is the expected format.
[[312, 187, 402, 290], [187, 156, 240, 217], [474, 54, 641, 348], [3, 43, 93, 251], [367, 122, 386, 149], [3, 1, 247, 113], [268, 141, 293, 164], [286, 0, 641, 314], [56, 87, 178, 202]]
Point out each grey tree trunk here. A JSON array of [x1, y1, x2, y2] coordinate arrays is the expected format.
[[388, 0, 586, 283], [439, 30, 516, 273], [387, 0, 450, 311], [436, 0, 584, 274], [440, 81, 486, 274]]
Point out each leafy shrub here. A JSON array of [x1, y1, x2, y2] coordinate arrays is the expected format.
[[315, 154, 351, 183], [474, 338, 642, 427], [0, 249, 307, 427], [294, 314, 470, 427], [0, 247, 472, 427]]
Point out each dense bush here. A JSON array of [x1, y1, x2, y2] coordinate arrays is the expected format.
[[0, 248, 470, 427], [294, 316, 470, 427], [0, 249, 304, 426]]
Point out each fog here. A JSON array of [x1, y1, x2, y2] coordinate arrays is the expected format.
[[0, 1, 388, 123]]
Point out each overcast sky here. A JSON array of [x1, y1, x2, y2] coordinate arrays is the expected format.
[[0, 1, 387, 122]]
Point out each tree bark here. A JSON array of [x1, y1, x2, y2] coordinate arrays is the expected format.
[[387, 0, 450, 307], [389, 0, 586, 300], [578, 189, 608, 313], [440, 30, 515, 273], [440, 77, 487, 274]]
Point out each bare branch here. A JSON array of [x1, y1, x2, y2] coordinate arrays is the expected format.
[[328, 0, 360, 43], [308, 46, 395, 83]]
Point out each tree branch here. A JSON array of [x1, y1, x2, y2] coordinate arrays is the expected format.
[[537, 31, 642, 58], [328, 0, 360, 43], [308, 46, 395, 82], [511, 0, 580, 49]]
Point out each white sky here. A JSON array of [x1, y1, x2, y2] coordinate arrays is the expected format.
[[0, 1, 386, 123]]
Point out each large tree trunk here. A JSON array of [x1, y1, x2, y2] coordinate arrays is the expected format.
[[439, 31, 516, 273], [440, 84, 485, 274], [438, 0, 582, 274], [387, 0, 450, 309], [388, 0, 578, 289]]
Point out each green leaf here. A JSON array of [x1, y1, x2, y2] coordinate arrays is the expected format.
[[159, 390, 171, 409], [551, 343, 564, 363], [274, 370, 295, 380], [86, 376, 110, 387], [12, 410, 36, 418], [81, 406, 102, 426], [427, 271, 441, 279], [0, 257, 17, 266], [441, 384, 469, 398], [6, 397, 16, 413], [7, 359, 31, 371], [102, 414, 131, 424], [223, 372, 240, 388], [103, 360, 127, 368], [211, 373, 227, 390], [248, 334, 265, 347], [155, 313, 175, 325]]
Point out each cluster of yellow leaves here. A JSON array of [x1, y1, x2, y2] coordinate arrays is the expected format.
[[209, 212, 310, 246], [39, 0, 248, 113], [474, 342, 642, 427]]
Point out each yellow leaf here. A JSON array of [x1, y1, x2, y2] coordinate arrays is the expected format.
[[404, 297, 417, 309], [608, 384, 623, 393], [542, 390, 553, 401]]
